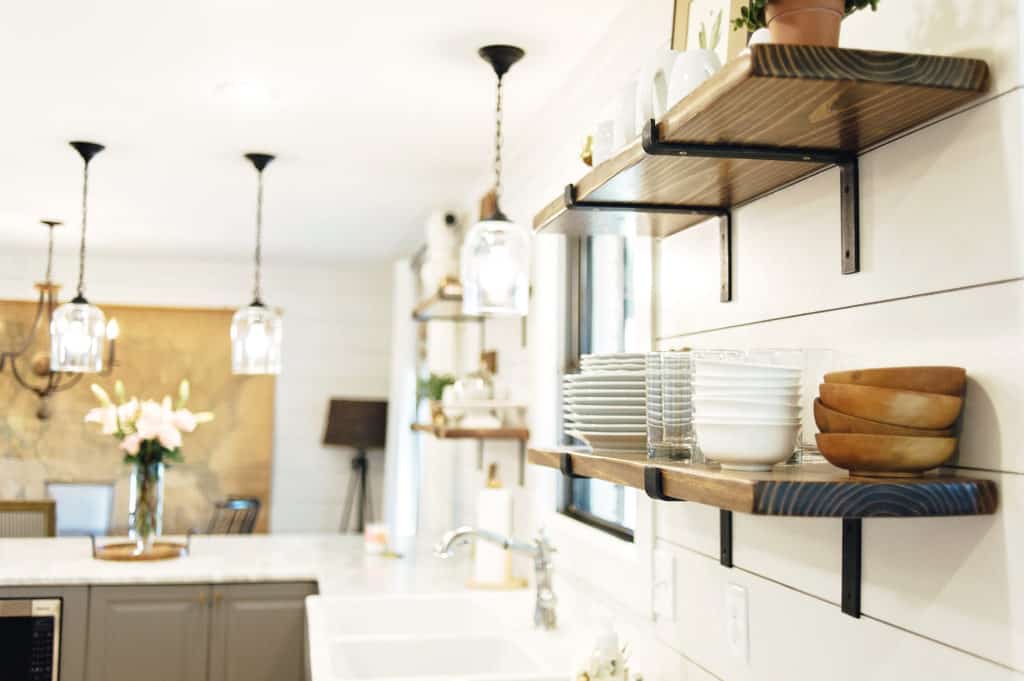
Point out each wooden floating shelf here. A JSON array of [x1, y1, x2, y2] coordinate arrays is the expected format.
[[530, 447, 997, 517], [412, 279, 483, 322], [534, 45, 990, 257], [533, 446, 998, 616], [412, 423, 529, 441]]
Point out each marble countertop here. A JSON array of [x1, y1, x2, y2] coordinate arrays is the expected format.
[[0, 534, 472, 594]]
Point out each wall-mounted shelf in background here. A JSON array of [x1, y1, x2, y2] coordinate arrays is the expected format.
[[530, 446, 998, 617], [412, 279, 483, 322], [412, 423, 530, 485], [534, 45, 990, 301]]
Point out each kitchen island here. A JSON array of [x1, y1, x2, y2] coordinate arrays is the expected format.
[[0, 534, 666, 681]]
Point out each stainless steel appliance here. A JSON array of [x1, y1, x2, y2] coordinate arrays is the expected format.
[[0, 597, 60, 680]]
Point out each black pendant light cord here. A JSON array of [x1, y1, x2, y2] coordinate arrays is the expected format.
[[244, 153, 274, 307], [253, 167, 264, 305], [76, 158, 90, 299], [493, 75, 504, 205], [43, 221, 58, 283]]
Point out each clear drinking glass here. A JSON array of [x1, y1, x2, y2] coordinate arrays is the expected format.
[[645, 352, 664, 458], [661, 351, 695, 461]]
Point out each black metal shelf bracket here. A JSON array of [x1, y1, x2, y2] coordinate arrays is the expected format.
[[563, 184, 733, 302], [641, 118, 860, 277], [643, 466, 684, 502], [720, 510, 734, 568], [842, 518, 863, 618], [560, 452, 581, 479]]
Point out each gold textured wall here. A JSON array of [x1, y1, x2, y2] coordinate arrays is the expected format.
[[0, 300, 274, 533]]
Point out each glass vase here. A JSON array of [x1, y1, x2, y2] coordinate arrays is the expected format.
[[128, 461, 164, 553]]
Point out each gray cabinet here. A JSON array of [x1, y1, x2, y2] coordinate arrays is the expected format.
[[0, 585, 88, 681], [86, 584, 211, 681], [82, 581, 317, 681], [209, 582, 318, 681]]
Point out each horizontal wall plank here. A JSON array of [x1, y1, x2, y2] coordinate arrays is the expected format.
[[658, 90, 1022, 340], [655, 538, 1024, 680], [660, 280, 1024, 475]]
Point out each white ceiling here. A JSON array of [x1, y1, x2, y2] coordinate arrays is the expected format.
[[0, 0, 625, 263]]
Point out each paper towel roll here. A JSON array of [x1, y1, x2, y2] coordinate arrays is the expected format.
[[473, 486, 512, 585]]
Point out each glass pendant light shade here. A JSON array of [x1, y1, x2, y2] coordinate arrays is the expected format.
[[232, 152, 282, 375], [230, 303, 282, 374], [51, 140, 107, 373], [462, 45, 530, 317], [461, 216, 530, 316], [50, 299, 107, 372]]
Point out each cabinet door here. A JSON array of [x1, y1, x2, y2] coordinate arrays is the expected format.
[[208, 582, 318, 681], [86, 584, 211, 681], [0, 585, 88, 681]]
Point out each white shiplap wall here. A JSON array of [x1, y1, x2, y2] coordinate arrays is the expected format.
[[651, 1, 1024, 678]]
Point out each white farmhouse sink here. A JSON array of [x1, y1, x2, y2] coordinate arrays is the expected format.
[[306, 593, 570, 681], [329, 634, 554, 681]]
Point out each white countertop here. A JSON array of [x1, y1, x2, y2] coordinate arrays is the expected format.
[[0, 534, 471, 594]]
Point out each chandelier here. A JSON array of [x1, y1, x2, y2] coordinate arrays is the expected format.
[[0, 218, 118, 419]]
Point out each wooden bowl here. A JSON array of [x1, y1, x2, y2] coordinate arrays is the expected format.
[[816, 433, 957, 477], [813, 398, 955, 438], [824, 366, 966, 397], [818, 383, 962, 430]]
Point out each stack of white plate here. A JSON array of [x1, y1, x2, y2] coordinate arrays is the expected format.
[[564, 353, 646, 451], [692, 358, 803, 470]]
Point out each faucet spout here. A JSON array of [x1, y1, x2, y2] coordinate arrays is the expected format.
[[434, 525, 557, 630]]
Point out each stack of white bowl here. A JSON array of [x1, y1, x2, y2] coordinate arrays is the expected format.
[[692, 357, 803, 470], [563, 353, 646, 452]]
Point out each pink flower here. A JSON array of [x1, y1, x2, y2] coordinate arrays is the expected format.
[[120, 433, 142, 455], [134, 400, 167, 440], [156, 423, 182, 449], [172, 409, 198, 433], [85, 406, 118, 435], [117, 398, 139, 427]]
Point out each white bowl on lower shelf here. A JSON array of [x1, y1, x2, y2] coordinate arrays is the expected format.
[[694, 420, 800, 471], [693, 397, 801, 420]]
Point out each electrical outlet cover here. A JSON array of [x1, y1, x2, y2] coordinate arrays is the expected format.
[[725, 582, 749, 661]]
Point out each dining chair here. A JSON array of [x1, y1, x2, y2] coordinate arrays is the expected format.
[[0, 500, 56, 537], [45, 481, 115, 536], [206, 497, 261, 534]]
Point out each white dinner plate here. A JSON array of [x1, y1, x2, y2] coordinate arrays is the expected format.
[[566, 373, 647, 382], [563, 404, 646, 416]]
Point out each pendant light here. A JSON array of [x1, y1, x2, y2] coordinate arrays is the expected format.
[[460, 45, 531, 317], [231, 153, 282, 375], [50, 142, 108, 373]]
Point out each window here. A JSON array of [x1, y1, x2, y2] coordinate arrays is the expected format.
[[559, 234, 652, 539]]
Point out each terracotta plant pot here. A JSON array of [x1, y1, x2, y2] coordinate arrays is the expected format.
[[765, 0, 845, 47]]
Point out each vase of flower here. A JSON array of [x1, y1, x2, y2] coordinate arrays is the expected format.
[[85, 379, 213, 556], [128, 459, 165, 552]]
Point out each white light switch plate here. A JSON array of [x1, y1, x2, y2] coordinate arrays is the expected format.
[[652, 549, 675, 621], [725, 583, 749, 661]]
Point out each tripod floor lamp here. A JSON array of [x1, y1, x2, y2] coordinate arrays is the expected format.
[[323, 398, 388, 534]]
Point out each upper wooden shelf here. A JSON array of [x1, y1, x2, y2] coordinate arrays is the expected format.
[[533, 45, 990, 238], [412, 423, 529, 441], [530, 447, 998, 518], [412, 279, 483, 322]]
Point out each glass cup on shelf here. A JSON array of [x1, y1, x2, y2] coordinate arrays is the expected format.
[[647, 351, 696, 461]]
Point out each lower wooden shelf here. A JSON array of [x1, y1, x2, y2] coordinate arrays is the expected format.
[[413, 423, 530, 486], [412, 423, 529, 440], [532, 446, 999, 618], [530, 447, 997, 517]]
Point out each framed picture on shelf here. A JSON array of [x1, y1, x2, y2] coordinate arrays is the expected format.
[[671, 0, 748, 65]]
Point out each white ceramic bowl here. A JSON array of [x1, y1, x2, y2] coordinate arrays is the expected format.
[[692, 384, 800, 399], [694, 420, 801, 471], [694, 375, 801, 389], [694, 359, 801, 379], [693, 397, 801, 420]]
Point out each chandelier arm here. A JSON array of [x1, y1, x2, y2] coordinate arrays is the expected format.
[[8, 357, 48, 398], [0, 290, 48, 360], [51, 371, 84, 394]]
